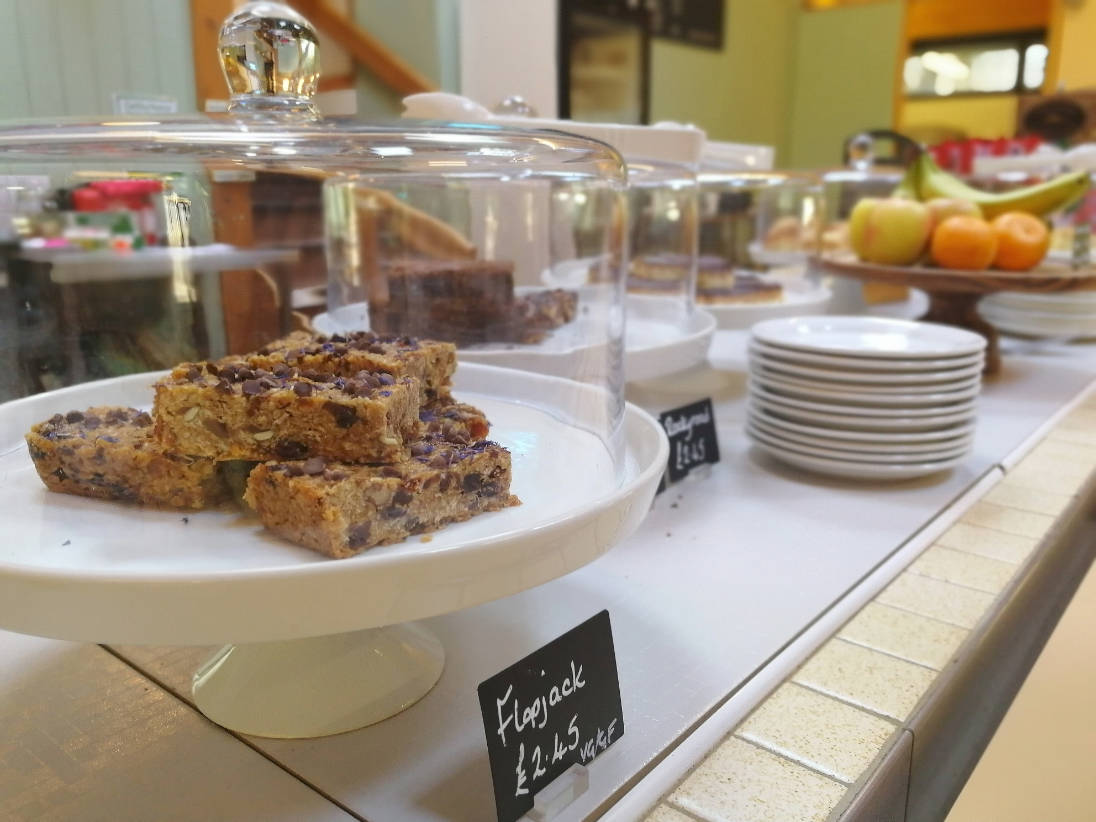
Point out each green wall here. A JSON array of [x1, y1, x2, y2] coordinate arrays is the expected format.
[[0, 0, 195, 118], [785, 0, 903, 169], [649, 0, 901, 169], [649, 0, 797, 161], [352, 0, 460, 120]]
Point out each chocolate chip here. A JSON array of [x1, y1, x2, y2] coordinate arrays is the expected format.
[[462, 473, 482, 492], [292, 382, 313, 398], [326, 470, 347, 481], [205, 362, 219, 374], [366, 343, 387, 354], [284, 464, 304, 477], [429, 453, 450, 469], [186, 365, 202, 381], [333, 344, 348, 355], [378, 373, 395, 386], [439, 474, 452, 492], [323, 401, 357, 428], [274, 440, 308, 459], [241, 379, 263, 396], [381, 466, 404, 478], [83, 415, 101, 430], [272, 364, 291, 378], [382, 506, 406, 519], [419, 409, 437, 423], [348, 522, 372, 548], [215, 379, 232, 393], [302, 457, 326, 475], [203, 418, 229, 438], [393, 488, 413, 505], [65, 411, 84, 423], [410, 442, 433, 457], [134, 411, 153, 428], [48, 413, 64, 425], [331, 334, 346, 343]]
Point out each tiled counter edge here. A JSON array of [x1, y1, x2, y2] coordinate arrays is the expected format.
[[612, 381, 1096, 822]]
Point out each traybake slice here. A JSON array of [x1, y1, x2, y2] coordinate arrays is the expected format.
[[242, 331, 456, 402], [244, 439, 520, 558], [154, 361, 420, 463], [26, 406, 228, 509]]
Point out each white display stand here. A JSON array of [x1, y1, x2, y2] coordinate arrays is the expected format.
[[0, 363, 667, 737]]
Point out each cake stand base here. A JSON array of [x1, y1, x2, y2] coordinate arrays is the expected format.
[[192, 622, 444, 738], [922, 292, 1001, 374]]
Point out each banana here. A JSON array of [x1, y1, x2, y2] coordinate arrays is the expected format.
[[914, 153, 1090, 219]]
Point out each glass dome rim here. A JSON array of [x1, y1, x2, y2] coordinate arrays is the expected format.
[[0, 113, 628, 181]]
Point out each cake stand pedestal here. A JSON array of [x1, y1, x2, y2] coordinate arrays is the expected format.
[[813, 253, 1096, 374]]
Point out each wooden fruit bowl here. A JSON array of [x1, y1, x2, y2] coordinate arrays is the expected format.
[[812, 252, 1096, 373]]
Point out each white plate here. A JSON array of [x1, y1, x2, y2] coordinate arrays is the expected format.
[[745, 422, 972, 464], [0, 365, 668, 645], [748, 406, 977, 444], [979, 303, 1096, 340], [746, 366, 981, 396], [749, 383, 977, 418], [623, 297, 717, 382], [703, 278, 832, 330], [749, 339, 985, 373], [751, 315, 986, 359], [751, 374, 982, 407], [747, 414, 974, 456], [749, 350, 985, 385], [749, 396, 977, 432], [747, 428, 969, 481], [984, 291, 1096, 316], [314, 294, 716, 383]]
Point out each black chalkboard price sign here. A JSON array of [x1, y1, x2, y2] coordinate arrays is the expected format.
[[478, 611, 624, 822], [659, 397, 720, 484]]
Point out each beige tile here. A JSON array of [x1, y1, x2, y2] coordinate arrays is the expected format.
[[736, 683, 896, 784], [910, 545, 1018, 595], [792, 639, 936, 722], [645, 804, 696, 822], [1045, 425, 1096, 449], [669, 736, 847, 822], [839, 602, 969, 670], [936, 522, 1039, 564], [982, 482, 1074, 518], [1027, 439, 1096, 470], [1007, 457, 1091, 497], [960, 500, 1057, 540], [877, 573, 995, 629]]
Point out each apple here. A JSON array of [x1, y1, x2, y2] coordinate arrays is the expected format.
[[849, 197, 933, 265], [926, 197, 982, 229]]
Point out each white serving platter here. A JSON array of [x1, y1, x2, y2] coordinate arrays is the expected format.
[[0, 364, 668, 645]]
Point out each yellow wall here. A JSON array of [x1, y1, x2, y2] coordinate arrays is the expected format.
[[649, 0, 796, 161], [785, 0, 904, 169], [899, 95, 1021, 141], [1051, 0, 1096, 90]]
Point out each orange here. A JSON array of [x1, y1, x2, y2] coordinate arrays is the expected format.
[[930, 215, 998, 270], [991, 211, 1050, 271]]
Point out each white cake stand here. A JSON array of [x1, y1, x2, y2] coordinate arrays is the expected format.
[[0, 364, 667, 738], [314, 293, 716, 383]]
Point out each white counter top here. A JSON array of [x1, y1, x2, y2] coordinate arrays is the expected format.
[[103, 330, 1096, 821]]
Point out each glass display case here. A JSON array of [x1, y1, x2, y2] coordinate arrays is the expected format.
[[0, 1, 667, 740]]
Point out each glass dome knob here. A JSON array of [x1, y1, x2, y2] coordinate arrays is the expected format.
[[219, 1, 321, 116]]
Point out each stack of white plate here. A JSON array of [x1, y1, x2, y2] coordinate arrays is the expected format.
[[746, 316, 987, 480], [980, 291, 1096, 340]]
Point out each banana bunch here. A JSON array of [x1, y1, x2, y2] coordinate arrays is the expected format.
[[894, 153, 1090, 219]]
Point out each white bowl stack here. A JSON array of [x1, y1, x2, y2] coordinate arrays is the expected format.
[[746, 316, 987, 480], [979, 291, 1096, 340]]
